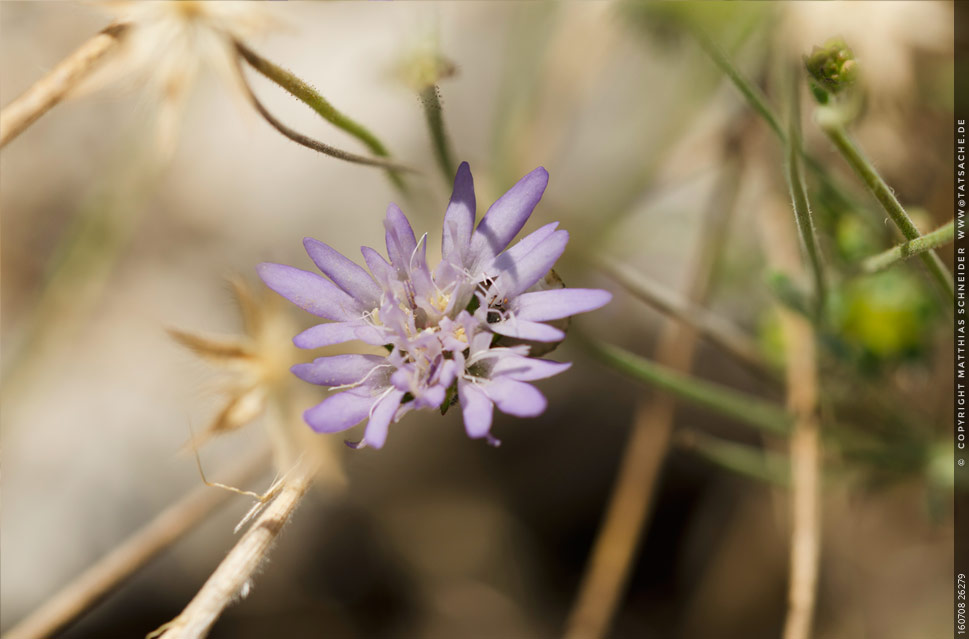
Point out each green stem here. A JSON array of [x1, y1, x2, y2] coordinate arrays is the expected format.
[[786, 77, 826, 318], [690, 29, 863, 217], [420, 85, 456, 185], [590, 341, 792, 435], [235, 41, 406, 192], [820, 118, 954, 298], [677, 430, 790, 486], [861, 220, 955, 274], [594, 255, 772, 376], [693, 30, 783, 140]]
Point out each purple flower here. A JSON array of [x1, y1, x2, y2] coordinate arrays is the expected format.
[[258, 162, 611, 449]]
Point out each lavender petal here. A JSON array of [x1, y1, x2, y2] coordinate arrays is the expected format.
[[291, 354, 388, 386], [363, 389, 405, 449], [361, 246, 397, 290], [492, 230, 569, 299], [458, 380, 494, 438], [293, 322, 386, 349], [485, 222, 559, 278], [303, 238, 382, 307], [490, 355, 572, 381], [384, 203, 419, 275], [467, 167, 549, 268], [441, 161, 476, 264], [303, 389, 374, 433], [485, 378, 547, 417], [511, 288, 612, 321], [489, 317, 566, 342], [257, 263, 360, 320]]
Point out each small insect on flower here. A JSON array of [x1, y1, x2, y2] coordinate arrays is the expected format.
[[259, 163, 611, 449]]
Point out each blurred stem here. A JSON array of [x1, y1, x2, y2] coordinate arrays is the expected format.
[[566, 156, 742, 639], [861, 220, 954, 274], [0, 132, 162, 394], [785, 75, 826, 318], [593, 255, 773, 377], [0, 22, 126, 149], [819, 116, 954, 299], [693, 29, 783, 139], [758, 193, 822, 639], [420, 85, 457, 185], [154, 460, 318, 639], [4, 447, 271, 639], [676, 430, 790, 487], [690, 28, 862, 217], [235, 41, 407, 193], [589, 340, 791, 436]]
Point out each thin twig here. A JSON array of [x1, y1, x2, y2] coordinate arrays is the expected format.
[[759, 197, 822, 639], [589, 340, 791, 436], [420, 85, 457, 185], [785, 73, 826, 317], [860, 220, 955, 274], [593, 255, 771, 376], [232, 55, 417, 174], [0, 23, 126, 149], [689, 26, 865, 221], [4, 446, 272, 639], [565, 155, 741, 639], [153, 460, 317, 639], [819, 113, 953, 299], [234, 40, 407, 192]]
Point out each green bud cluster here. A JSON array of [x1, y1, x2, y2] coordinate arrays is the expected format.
[[804, 39, 858, 103]]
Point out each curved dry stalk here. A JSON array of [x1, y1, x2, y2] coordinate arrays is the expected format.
[[565, 153, 742, 639], [4, 446, 271, 639], [153, 460, 317, 639], [758, 197, 822, 639], [0, 22, 126, 149], [232, 52, 416, 174]]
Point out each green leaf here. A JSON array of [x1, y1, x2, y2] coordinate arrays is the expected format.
[[590, 341, 791, 435]]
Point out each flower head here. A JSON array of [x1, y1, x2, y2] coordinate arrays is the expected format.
[[99, 1, 274, 155], [259, 163, 611, 449]]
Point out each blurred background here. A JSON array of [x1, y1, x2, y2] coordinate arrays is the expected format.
[[0, 2, 956, 638]]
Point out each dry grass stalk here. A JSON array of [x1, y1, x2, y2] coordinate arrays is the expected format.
[[758, 196, 822, 639], [152, 460, 317, 639], [0, 23, 126, 149], [4, 446, 271, 639], [565, 151, 742, 639]]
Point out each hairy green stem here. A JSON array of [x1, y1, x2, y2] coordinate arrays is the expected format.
[[786, 80, 826, 317], [235, 41, 407, 191], [420, 85, 456, 185], [590, 341, 791, 435], [820, 118, 954, 298], [861, 220, 955, 274]]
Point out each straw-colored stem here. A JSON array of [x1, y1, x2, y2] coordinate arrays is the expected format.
[[566, 159, 741, 639], [861, 220, 955, 274], [154, 461, 317, 639], [4, 447, 271, 639], [0, 23, 126, 149], [759, 197, 822, 639]]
